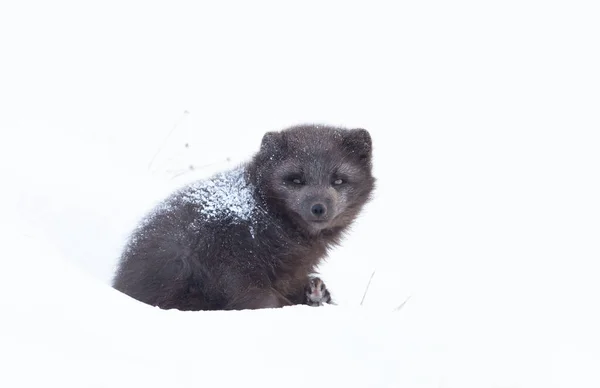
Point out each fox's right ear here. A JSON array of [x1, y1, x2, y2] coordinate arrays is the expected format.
[[260, 131, 283, 152]]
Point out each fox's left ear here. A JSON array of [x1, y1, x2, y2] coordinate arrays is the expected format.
[[260, 131, 286, 153], [343, 128, 372, 163]]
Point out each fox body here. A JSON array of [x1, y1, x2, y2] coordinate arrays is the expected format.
[[112, 124, 375, 310]]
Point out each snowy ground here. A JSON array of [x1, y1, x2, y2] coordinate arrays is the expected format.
[[1, 1, 599, 387]]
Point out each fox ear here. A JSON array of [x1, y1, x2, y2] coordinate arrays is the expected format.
[[260, 131, 284, 152], [343, 128, 372, 163]]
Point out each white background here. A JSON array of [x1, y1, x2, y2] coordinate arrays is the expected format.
[[1, 1, 599, 387]]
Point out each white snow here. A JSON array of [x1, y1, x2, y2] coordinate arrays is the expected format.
[[1, 1, 600, 387], [185, 166, 257, 222]]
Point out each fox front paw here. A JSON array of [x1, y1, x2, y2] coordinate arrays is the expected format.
[[304, 277, 333, 306]]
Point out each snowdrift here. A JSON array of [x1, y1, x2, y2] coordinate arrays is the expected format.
[[1, 184, 599, 388]]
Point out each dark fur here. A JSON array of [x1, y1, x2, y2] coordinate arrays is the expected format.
[[112, 124, 375, 311]]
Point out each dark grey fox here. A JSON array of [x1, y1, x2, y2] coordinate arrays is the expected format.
[[112, 124, 375, 310]]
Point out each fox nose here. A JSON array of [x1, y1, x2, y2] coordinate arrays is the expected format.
[[311, 203, 327, 217]]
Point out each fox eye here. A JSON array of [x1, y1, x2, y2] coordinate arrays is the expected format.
[[333, 178, 344, 185], [285, 175, 304, 185]]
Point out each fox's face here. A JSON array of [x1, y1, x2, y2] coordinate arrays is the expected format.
[[251, 125, 375, 235]]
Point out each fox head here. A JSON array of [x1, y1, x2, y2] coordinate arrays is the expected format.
[[249, 124, 375, 235]]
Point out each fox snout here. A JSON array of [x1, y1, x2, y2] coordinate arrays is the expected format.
[[301, 191, 336, 224]]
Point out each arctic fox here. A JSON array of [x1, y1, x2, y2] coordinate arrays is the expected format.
[[112, 124, 375, 310]]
